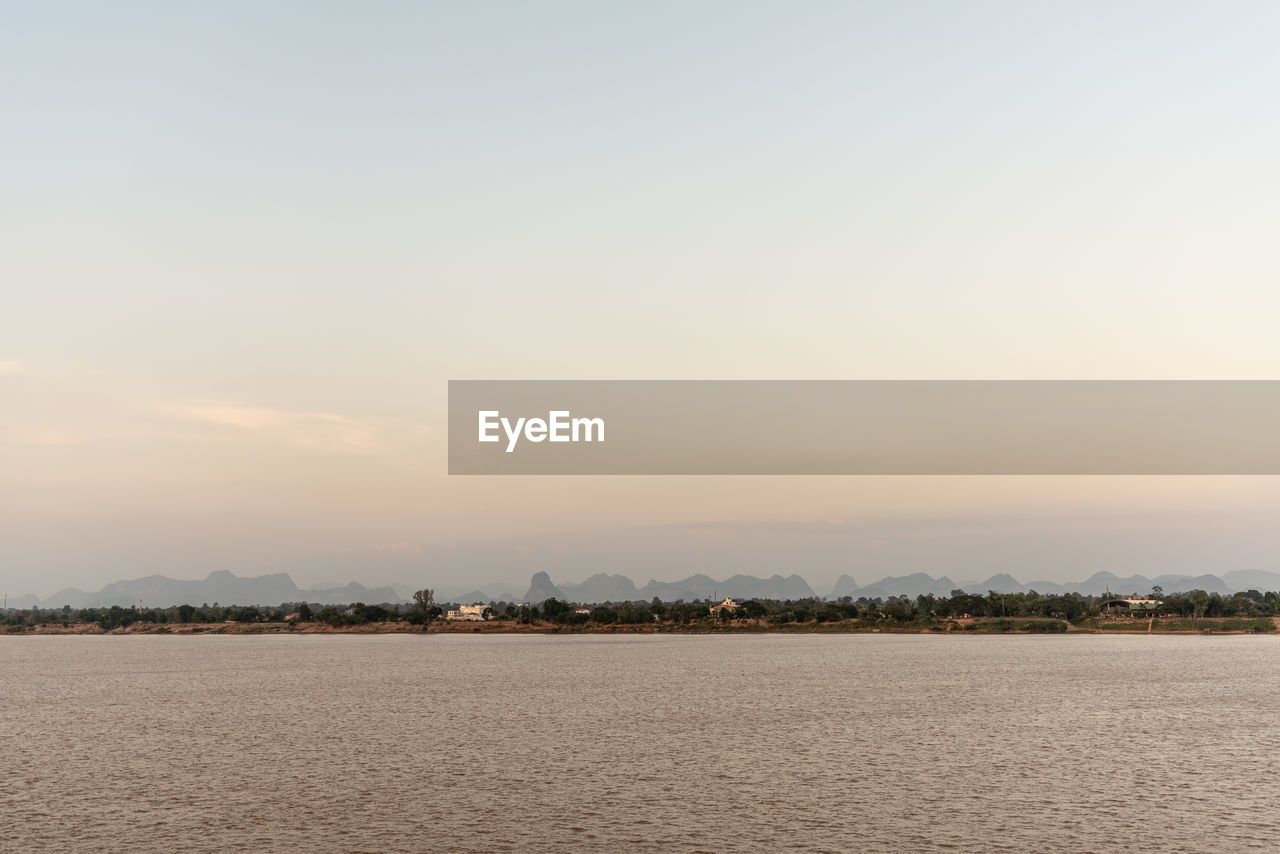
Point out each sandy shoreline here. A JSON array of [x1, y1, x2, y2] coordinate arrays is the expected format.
[[7, 617, 1278, 636]]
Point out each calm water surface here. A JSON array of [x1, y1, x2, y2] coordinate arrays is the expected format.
[[3, 634, 1279, 853]]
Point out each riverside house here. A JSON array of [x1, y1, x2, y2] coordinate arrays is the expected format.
[[446, 604, 488, 621], [1099, 595, 1163, 616], [709, 597, 739, 616]]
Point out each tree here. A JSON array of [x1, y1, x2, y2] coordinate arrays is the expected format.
[[882, 596, 916, 622], [97, 605, 137, 631], [412, 589, 435, 624], [1055, 594, 1084, 623], [315, 606, 347, 627], [296, 601, 313, 622], [649, 596, 668, 621], [591, 606, 619, 624], [1189, 589, 1210, 629], [232, 606, 259, 623], [352, 603, 393, 623], [542, 598, 571, 621]]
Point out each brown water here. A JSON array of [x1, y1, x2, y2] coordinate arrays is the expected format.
[[3, 633, 1278, 853]]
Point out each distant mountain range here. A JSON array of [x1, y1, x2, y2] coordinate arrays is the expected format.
[[509, 568, 1280, 604], [8, 567, 1280, 610], [514, 570, 818, 605], [826, 570, 1260, 600], [5, 570, 402, 610]]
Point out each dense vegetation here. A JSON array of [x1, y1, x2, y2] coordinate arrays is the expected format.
[[491, 588, 1280, 629], [0, 600, 427, 631], [3, 587, 1278, 632]]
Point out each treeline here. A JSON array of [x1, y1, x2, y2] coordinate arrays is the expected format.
[[457, 588, 1280, 625], [0, 601, 420, 631], [5, 587, 1280, 632]]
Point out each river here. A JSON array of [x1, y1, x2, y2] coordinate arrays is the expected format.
[[3, 633, 1277, 853]]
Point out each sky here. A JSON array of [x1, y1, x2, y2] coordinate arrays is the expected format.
[[4, 1, 1280, 598]]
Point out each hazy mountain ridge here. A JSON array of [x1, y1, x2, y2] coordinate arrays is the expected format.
[[14, 570, 403, 609], [516, 569, 1280, 603], [518, 572, 817, 604], [832, 572, 960, 600], [523, 571, 566, 604]]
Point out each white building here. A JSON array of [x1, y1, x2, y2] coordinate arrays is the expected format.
[[709, 596, 738, 616], [445, 603, 489, 621]]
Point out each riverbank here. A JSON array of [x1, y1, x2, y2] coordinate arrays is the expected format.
[[7, 615, 1278, 635]]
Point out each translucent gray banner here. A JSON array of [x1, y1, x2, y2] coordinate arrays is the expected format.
[[448, 381, 1280, 474]]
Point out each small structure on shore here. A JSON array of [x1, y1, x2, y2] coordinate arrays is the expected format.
[[709, 596, 738, 616], [1099, 594, 1163, 615], [445, 604, 488, 621]]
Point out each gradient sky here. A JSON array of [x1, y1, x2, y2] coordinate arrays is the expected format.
[[5, 2, 1280, 597]]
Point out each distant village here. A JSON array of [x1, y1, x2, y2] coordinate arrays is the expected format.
[[6, 583, 1278, 636]]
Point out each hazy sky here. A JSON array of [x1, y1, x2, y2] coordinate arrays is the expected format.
[[5, 2, 1280, 597]]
